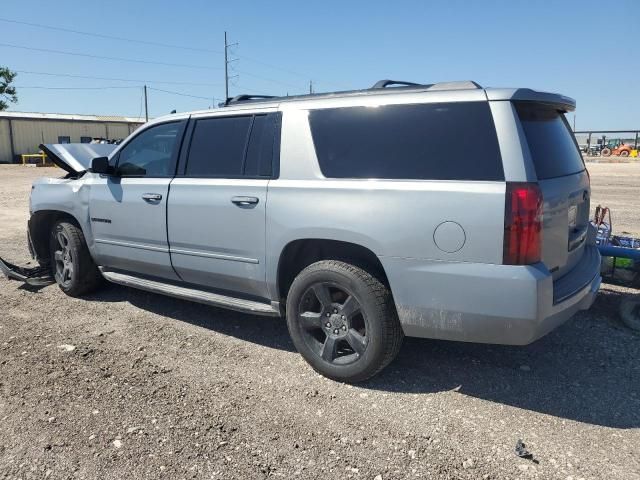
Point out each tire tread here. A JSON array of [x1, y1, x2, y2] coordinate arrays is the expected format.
[[289, 260, 403, 382], [52, 221, 102, 297]]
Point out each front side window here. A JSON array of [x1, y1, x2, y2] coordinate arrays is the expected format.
[[309, 102, 504, 181], [116, 122, 182, 177], [58, 136, 71, 144]]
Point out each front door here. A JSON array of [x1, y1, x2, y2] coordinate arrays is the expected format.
[[167, 112, 279, 299], [89, 120, 187, 280]]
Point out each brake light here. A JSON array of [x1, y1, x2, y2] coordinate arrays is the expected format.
[[503, 182, 542, 265]]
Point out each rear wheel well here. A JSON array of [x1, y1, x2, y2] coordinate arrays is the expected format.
[[29, 211, 81, 265], [277, 239, 389, 301]]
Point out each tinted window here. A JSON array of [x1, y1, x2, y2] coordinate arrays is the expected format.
[[117, 122, 182, 177], [244, 115, 276, 177], [58, 136, 70, 144], [516, 103, 585, 180], [309, 102, 503, 181], [186, 116, 252, 177]]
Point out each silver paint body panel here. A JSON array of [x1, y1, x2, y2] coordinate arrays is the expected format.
[[28, 84, 599, 345]]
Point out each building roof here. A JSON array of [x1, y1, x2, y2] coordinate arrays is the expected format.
[[0, 111, 146, 123]]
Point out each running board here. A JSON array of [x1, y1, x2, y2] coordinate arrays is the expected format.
[[100, 269, 281, 317], [0, 256, 54, 286]]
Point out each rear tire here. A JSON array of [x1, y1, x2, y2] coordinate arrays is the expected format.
[[50, 220, 103, 297], [286, 260, 403, 383], [601, 147, 612, 157]]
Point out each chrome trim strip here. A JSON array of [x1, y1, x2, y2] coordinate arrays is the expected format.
[[95, 238, 168, 253], [169, 248, 259, 264]]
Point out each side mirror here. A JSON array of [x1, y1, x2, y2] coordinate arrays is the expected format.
[[90, 157, 113, 175]]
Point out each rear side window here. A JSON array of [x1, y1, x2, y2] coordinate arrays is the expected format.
[[516, 103, 585, 180], [185, 114, 278, 177], [186, 116, 252, 177], [244, 115, 277, 177], [308, 102, 503, 181]]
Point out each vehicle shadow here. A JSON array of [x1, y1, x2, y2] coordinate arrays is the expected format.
[[85, 283, 639, 429], [366, 286, 640, 429], [84, 283, 297, 353]]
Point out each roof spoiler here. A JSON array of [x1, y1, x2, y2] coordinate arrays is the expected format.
[[485, 88, 576, 112]]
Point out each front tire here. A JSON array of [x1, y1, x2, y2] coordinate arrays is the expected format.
[[286, 260, 403, 383], [50, 220, 103, 297]]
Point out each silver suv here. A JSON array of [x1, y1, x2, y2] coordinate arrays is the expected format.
[[2, 80, 602, 382]]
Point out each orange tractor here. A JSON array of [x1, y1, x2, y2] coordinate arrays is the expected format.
[[601, 139, 633, 157]]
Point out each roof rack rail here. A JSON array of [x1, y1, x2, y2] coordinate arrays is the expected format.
[[220, 94, 277, 107], [371, 79, 424, 89], [428, 80, 483, 91]]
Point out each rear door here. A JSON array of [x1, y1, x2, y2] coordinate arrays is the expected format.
[[167, 111, 280, 299], [515, 103, 590, 279]]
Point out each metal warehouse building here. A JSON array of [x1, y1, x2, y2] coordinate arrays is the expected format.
[[0, 111, 145, 163]]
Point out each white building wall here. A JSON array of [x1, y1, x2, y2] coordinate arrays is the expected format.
[[12, 120, 108, 155], [0, 119, 142, 162]]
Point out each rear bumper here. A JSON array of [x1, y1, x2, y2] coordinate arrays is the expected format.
[[381, 245, 601, 345]]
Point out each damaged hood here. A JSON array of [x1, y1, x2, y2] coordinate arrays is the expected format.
[[39, 143, 119, 174]]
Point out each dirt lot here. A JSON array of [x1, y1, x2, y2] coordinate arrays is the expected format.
[[1, 164, 639, 480]]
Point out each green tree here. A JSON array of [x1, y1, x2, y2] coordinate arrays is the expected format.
[[0, 67, 18, 111]]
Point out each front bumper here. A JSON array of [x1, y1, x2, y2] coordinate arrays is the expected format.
[[0, 255, 53, 286], [0, 224, 54, 286], [381, 246, 602, 345]]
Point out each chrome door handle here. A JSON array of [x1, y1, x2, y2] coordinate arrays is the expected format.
[[142, 193, 162, 202], [231, 196, 259, 206]]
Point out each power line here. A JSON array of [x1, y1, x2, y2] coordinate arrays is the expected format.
[[146, 86, 213, 101], [15, 70, 222, 87], [0, 43, 218, 70], [15, 83, 214, 101], [236, 69, 305, 90], [0, 16, 346, 92], [15, 85, 141, 90], [0, 17, 223, 54]]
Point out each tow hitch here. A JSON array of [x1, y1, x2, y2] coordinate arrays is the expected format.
[[0, 257, 54, 286]]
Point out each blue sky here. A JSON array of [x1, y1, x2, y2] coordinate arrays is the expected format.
[[0, 0, 637, 130]]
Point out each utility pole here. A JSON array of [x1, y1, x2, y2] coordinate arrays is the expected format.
[[143, 85, 149, 122], [309, 80, 313, 94], [224, 32, 239, 101], [224, 32, 229, 101]]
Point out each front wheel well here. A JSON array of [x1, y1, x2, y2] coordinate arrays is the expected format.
[[29, 210, 82, 265], [276, 239, 389, 302]]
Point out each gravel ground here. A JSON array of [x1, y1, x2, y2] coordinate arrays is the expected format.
[[588, 161, 640, 237], [0, 164, 639, 480]]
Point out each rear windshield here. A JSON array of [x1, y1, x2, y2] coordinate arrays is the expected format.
[[516, 103, 585, 180], [308, 102, 504, 181]]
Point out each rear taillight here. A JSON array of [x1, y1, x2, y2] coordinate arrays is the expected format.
[[503, 182, 542, 265]]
